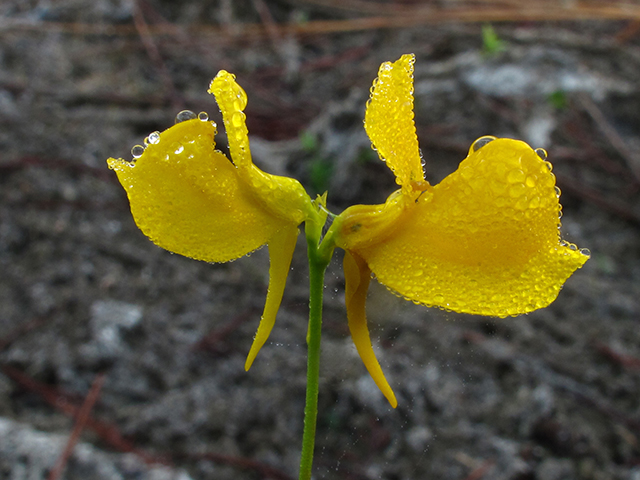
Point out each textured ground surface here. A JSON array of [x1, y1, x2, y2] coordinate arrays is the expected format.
[[1, 1, 640, 479]]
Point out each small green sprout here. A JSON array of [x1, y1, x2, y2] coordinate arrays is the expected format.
[[482, 23, 507, 56], [548, 89, 568, 109]]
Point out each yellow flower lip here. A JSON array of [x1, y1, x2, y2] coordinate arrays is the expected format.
[[107, 117, 283, 264], [365, 136, 589, 316]]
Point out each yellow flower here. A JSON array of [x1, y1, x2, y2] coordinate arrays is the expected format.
[[328, 54, 590, 407], [108, 56, 589, 410], [107, 71, 315, 371]]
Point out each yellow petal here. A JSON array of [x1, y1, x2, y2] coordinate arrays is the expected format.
[[329, 188, 410, 252], [245, 224, 299, 370], [364, 53, 424, 191], [208, 70, 313, 225], [342, 138, 589, 317], [208, 70, 251, 168], [107, 118, 290, 263], [344, 250, 398, 408]]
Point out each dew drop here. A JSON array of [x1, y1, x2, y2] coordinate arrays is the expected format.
[[232, 111, 245, 128], [175, 110, 197, 123], [509, 183, 526, 198], [174, 144, 184, 154], [535, 148, 548, 160], [569, 243, 578, 251], [471, 135, 496, 152], [198, 111, 209, 121], [507, 169, 526, 184], [554, 186, 561, 197], [131, 145, 145, 158], [580, 248, 591, 257], [147, 131, 160, 144], [544, 161, 553, 172], [515, 195, 529, 210], [525, 175, 537, 188]]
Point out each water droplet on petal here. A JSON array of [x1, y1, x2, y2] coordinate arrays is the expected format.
[[131, 145, 145, 158], [535, 148, 548, 160], [509, 183, 526, 197], [175, 110, 197, 123], [544, 161, 553, 171], [232, 111, 245, 128], [525, 175, 537, 188], [148, 131, 160, 144], [580, 248, 591, 257], [554, 186, 561, 197], [507, 169, 526, 184], [471, 135, 496, 152], [198, 111, 209, 121], [174, 143, 184, 154]]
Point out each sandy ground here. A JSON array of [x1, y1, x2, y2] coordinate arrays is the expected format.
[[1, 1, 639, 479]]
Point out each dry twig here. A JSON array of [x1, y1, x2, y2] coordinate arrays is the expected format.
[[47, 374, 106, 480], [578, 93, 640, 183], [6, 3, 640, 40], [132, 0, 182, 110]]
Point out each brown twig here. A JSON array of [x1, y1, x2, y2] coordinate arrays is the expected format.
[[3, 365, 292, 477], [2, 365, 167, 465], [578, 93, 640, 183], [593, 341, 640, 371], [0, 156, 115, 182], [273, 0, 640, 18], [463, 460, 495, 480], [555, 172, 640, 226], [552, 145, 632, 178], [48, 373, 106, 480], [615, 19, 640, 43], [7, 4, 640, 40], [252, 0, 283, 45], [454, 452, 496, 480], [132, 0, 181, 110]]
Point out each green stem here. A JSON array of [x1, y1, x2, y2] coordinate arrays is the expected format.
[[299, 210, 333, 480]]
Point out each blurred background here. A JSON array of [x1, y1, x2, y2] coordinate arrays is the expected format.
[[1, 1, 639, 479]]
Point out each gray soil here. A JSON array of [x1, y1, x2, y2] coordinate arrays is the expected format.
[[1, 2, 639, 479]]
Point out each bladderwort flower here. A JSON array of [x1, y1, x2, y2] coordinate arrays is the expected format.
[[108, 53, 589, 479], [328, 54, 590, 407]]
